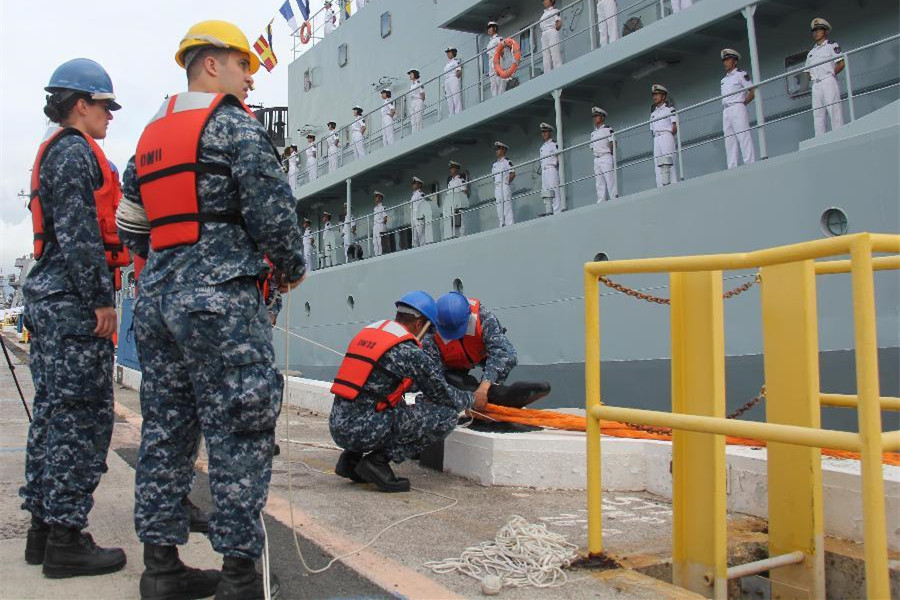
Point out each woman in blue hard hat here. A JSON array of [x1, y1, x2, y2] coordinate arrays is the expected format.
[[20, 57, 129, 577]]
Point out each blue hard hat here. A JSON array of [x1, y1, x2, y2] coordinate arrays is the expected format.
[[45, 58, 121, 111], [396, 291, 438, 324], [435, 292, 471, 341]]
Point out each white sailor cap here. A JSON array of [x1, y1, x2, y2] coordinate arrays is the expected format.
[[324, 0, 332, 4], [327, 119, 337, 126], [373, 190, 384, 198], [411, 176, 424, 184], [651, 84, 668, 95], [449, 160, 461, 168], [539, 122, 554, 132], [720, 48, 741, 61], [407, 67, 419, 75], [810, 18, 831, 31], [487, 21, 499, 28], [445, 46, 457, 53], [322, 211, 332, 217], [306, 132, 316, 138], [352, 105, 363, 112], [380, 88, 391, 95], [591, 106, 607, 117], [494, 141, 509, 150], [302, 216, 312, 223]]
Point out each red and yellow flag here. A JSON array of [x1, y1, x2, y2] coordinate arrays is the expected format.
[[254, 21, 278, 72]]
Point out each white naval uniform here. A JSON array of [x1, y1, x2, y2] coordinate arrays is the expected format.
[[355, 0, 368, 10], [409, 80, 425, 132], [323, 8, 336, 35], [351, 116, 366, 158], [411, 190, 433, 247], [381, 100, 395, 146], [591, 125, 616, 202], [596, 0, 618, 47], [486, 34, 507, 97], [287, 151, 299, 194], [372, 203, 386, 256], [342, 214, 355, 262], [540, 8, 563, 73], [444, 174, 468, 239], [321, 223, 337, 268], [805, 39, 845, 136], [670, 0, 692, 13], [302, 226, 315, 271], [304, 142, 318, 181], [650, 102, 678, 187], [720, 68, 756, 169], [540, 139, 562, 214], [443, 58, 463, 116], [492, 157, 515, 226], [327, 130, 340, 172]]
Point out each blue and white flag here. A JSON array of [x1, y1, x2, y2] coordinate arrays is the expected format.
[[279, 0, 299, 32], [296, 0, 310, 21]]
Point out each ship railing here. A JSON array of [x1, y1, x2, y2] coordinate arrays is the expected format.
[[299, 33, 898, 269], [582, 233, 900, 599], [290, 0, 679, 184]]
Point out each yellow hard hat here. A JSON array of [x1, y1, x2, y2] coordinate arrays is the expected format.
[[175, 20, 260, 74]]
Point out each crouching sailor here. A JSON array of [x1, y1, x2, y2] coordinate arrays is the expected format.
[[329, 292, 481, 492]]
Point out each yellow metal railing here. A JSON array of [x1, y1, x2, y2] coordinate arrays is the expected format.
[[583, 233, 900, 599]]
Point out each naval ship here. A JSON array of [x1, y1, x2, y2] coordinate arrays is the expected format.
[[124, 0, 900, 432]]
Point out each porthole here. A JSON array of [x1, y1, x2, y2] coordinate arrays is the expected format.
[[347, 295, 355, 309], [304, 301, 311, 316], [820, 208, 848, 237], [452, 278, 464, 293], [593, 252, 609, 262]]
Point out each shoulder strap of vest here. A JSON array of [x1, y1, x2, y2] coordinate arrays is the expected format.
[[30, 128, 85, 199]]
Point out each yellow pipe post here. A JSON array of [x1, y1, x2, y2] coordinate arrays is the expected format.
[[584, 269, 603, 555], [670, 271, 727, 599], [849, 235, 890, 599], [760, 260, 825, 598]]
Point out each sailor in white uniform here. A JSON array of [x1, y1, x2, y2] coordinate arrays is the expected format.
[[720, 49, 756, 169], [304, 133, 318, 182], [342, 204, 356, 263], [485, 22, 507, 97], [302, 217, 315, 271], [590, 107, 616, 202], [492, 141, 516, 227], [326, 120, 340, 172], [321, 211, 337, 268], [380, 89, 395, 146], [444, 161, 468, 239], [372, 191, 387, 257], [670, 0, 692, 14], [805, 18, 845, 137], [540, 0, 563, 73], [596, 0, 618, 47], [410, 176, 433, 247], [649, 84, 678, 187], [355, 0, 368, 11], [350, 105, 366, 159], [443, 47, 463, 116], [323, 1, 337, 35], [407, 69, 426, 132], [539, 123, 562, 214], [286, 145, 299, 194]]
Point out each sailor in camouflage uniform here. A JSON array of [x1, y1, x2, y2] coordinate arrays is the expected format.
[[20, 58, 128, 578], [116, 21, 305, 600], [329, 292, 482, 492]]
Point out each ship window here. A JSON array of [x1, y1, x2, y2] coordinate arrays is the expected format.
[[453, 278, 464, 293], [593, 252, 609, 262], [304, 302, 311, 316], [820, 208, 848, 237], [380, 12, 391, 38], [338, 43, 348, 67], [347, 295, 355, 309], [303, 69, 312, 92]]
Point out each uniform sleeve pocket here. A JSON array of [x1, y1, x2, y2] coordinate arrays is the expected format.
[[221, 346, 283, 434]]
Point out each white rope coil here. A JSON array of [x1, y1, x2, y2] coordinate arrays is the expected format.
[[424, 515, 578, 589], [115, 196, 150, 234]]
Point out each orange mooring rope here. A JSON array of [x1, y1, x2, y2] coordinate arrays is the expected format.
[[477, 404, 900, 466]]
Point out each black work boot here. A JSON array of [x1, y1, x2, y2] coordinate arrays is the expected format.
[[182, 497, 210, 534], [487, 381, 552, 408], [215, 556, 280, 600], [42, 525, 127, 578], [25, 515, 49, 565], [334, 450, 366, 482], [140, 543, 220, 600], [354, 451, 411, 492]]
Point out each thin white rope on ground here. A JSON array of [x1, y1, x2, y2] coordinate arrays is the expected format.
[[424, 515, 579, 589]]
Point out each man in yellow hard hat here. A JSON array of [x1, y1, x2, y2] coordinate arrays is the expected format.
[[116, 19, 305, 600]]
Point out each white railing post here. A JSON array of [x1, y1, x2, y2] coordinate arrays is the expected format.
[[743, 5, 768, 159], [530, 25, 537, 78], [589, 0, 598, 51], [675, 110, 685, 182], [843, 53, 856, 122], [553, 89, 567, 211]]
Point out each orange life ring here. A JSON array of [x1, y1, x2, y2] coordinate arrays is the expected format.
[[493, 37, 521, 79], [299, 20, 313, 45]]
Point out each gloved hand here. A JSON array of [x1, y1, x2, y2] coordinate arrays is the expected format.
[[487, 381, 552, 408], [444, 371, 480, 391]]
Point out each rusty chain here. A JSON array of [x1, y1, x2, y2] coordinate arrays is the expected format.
[[624, 385, 767, 436], [598, 273, 761, 305]]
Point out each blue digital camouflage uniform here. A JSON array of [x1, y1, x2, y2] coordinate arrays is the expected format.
[[421, 304, 518, 384], [329, 338, 474, 462], [120, 97, 305, 560], [20, 132, 116, 529]]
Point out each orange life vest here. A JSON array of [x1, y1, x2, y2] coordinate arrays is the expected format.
[[134, 92, 262, 250], [434, 297, 487, 370], [29, 128, 131, 287], [331, 319, 420, 411]]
